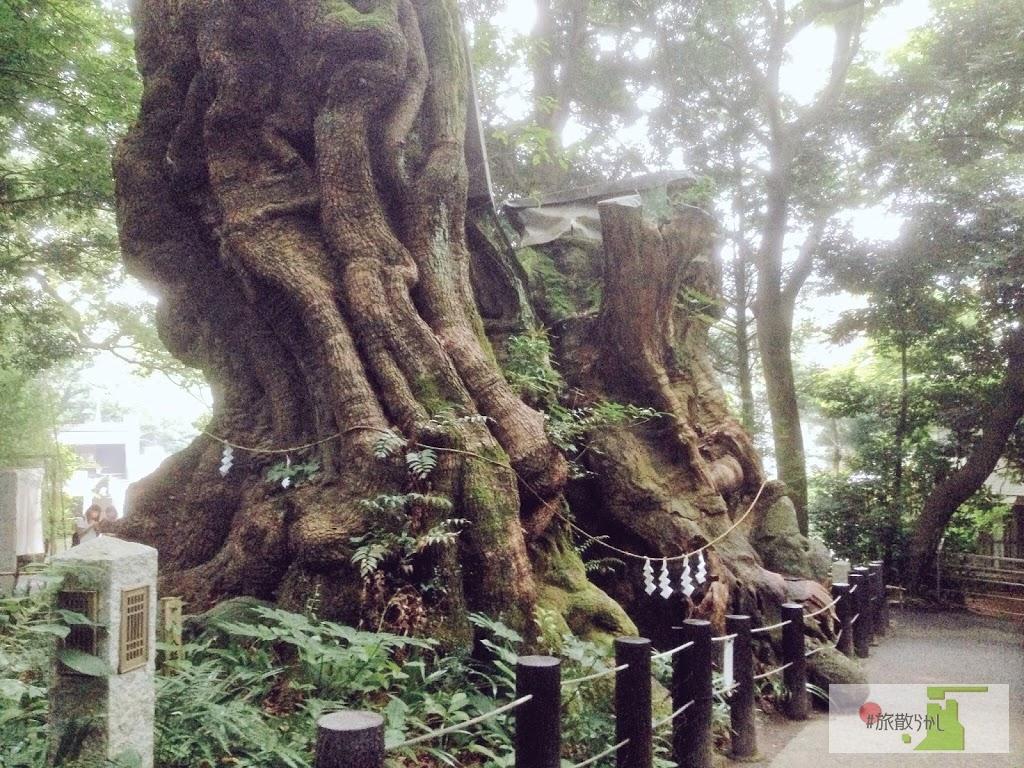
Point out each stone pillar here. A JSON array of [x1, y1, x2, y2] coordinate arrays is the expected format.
[[50, 537, 158, 768], [0, 470, 18, 593], [831, 558, 850, 584]]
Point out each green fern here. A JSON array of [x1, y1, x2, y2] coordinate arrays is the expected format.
[[373, 429, 407, 459], [350, 491, 466, 584], [405, 448, 437, 480]]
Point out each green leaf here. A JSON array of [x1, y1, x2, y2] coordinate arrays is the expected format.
[[54, 609, 101, 627], [0, 679, 29, 700], [28, 623, 70, 638], [58, 649, 113, 677]]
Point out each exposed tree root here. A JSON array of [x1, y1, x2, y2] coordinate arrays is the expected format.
[[115, 0, 826, 653]]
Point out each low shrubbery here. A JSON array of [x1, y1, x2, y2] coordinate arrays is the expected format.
[[1, 576, 679, 767]]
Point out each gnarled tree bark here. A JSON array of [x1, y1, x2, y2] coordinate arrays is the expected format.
[[115, 0, 830, 652]]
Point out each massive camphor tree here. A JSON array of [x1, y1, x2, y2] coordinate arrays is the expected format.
[[114, 0, 834, 651]]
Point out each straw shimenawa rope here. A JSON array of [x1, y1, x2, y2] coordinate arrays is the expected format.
[[556, 480, 768, 562]]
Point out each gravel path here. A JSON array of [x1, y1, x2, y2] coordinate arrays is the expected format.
[[727, 607, 1023, 767]]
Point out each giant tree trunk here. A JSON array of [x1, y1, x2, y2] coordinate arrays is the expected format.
[[114, 0, 823, 647]]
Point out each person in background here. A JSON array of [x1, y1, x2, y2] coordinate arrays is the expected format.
[[100, 505, 119, 534], [74, 504, 102, 545]]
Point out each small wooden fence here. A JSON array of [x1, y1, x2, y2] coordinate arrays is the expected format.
[[312, 561, 891, 768], [937, 551, 1024, 621]]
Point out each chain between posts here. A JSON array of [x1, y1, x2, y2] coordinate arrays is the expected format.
[[750, 619, 791, 635], [752, 662, 792, 681], [651, 640, 693, 660], [317, 561, 890, 768], [804, 594, 842, 617], [652, 699, 695, 730]]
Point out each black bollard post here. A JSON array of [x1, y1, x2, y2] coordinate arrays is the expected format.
[[848, 571, 871, 658], [315, 711, 385, 768], [615, 637, 653, 768], [781, 604, 809, 720], [854, 565, 877, 646], [866, 563, 883, 641], [516, 656, 561, 768], [870, 560, 889, 635], [832, 582, 854, 658], [726, 615, 758, 760], [673, 619, 713, 768]]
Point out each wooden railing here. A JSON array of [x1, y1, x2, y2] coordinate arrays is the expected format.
[[313, 562, 892, 768], [937, 551, 1024, 621]]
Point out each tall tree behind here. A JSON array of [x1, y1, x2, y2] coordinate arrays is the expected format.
[[465, 0, 662, 195], [649, 0, 878, 532], [839, 0, 1024, 588], [1, 0, 140, 373]]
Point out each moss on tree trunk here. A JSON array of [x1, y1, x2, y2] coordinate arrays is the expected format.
[[114, 0, 823, 651]]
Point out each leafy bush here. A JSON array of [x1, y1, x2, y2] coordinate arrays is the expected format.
[[503, 329, 563, 407], [0, 584, 57, 767], [0, 568, 112, 767], [4, 585, 681, 767]]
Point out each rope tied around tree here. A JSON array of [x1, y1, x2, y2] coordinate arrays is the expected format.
[[555, 480, 769, 562]]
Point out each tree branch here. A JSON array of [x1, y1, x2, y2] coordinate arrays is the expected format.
[[782, 214, 829, 303], [786, 0, 865, 42], [908, 325, 1024, 589], [722, 18, 784, 140], [793, 2, 865, 133]]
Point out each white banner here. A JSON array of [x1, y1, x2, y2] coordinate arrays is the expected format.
[[722, 636, 734, 691]]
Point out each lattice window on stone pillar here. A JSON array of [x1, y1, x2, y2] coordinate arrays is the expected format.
[[58, 590, 98, 658], [119, 586, 150, 673]]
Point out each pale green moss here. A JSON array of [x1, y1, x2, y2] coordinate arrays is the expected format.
[[322, 0, 394, 29], [532, 520, 636, 643]]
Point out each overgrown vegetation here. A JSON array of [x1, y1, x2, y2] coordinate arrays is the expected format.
[[503, 330, 662, 478], [1, 576, 683, 768]]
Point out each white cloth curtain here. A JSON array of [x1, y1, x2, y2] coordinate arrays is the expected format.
[[15, 468, 45, 556]]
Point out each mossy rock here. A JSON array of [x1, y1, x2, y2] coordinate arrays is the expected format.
[[751, 495, 818, 580], [532, 517, 637, 643], [806, 537, 833, 583], [807, 646, 868, 712]]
